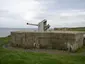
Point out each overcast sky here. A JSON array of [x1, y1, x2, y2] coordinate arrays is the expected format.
[[0, 0, 85, 28]]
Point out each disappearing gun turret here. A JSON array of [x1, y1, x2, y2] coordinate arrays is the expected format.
[[27, 19, 50, 32]]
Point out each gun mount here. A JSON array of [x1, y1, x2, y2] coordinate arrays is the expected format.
[[27, 19, 50, 32]]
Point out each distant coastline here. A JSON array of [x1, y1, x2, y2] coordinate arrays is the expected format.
[[0, 28, 37, 37]]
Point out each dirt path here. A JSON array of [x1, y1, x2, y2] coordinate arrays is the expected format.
[[3, 44, 85, 56]]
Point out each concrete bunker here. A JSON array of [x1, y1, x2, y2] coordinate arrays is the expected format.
[[11, 31, 84, 52]]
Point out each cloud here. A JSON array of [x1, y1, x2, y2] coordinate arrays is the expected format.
[[46, 10, 85, 27], [0, 0, 85, 28], [0, 0, 41, 28]]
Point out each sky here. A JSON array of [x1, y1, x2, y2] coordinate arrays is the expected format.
[[0, 0, 85, 28]]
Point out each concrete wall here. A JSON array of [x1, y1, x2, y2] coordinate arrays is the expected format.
[[11, 31, 84, 52]]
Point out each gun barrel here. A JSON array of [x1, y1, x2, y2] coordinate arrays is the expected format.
[[27, 23, 38, 26]]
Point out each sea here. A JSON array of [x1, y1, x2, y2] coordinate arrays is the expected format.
[[0, 28, 37, 37]]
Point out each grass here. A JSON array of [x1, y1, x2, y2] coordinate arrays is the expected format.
[[0, 37, 85, 64], [54, 27, 85, 31], [76, 46, 85, 53]]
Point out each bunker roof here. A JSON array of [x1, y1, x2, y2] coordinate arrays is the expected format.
[[11, 31, 85, 34]]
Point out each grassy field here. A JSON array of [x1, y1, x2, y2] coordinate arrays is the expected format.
[[54, 27, 85, 31], [0, 37, 85, 64]]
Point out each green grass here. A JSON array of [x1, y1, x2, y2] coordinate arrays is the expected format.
[[0, 37, 85, 64], [76, 46, 85, 53], [54, 27, 85, 31]]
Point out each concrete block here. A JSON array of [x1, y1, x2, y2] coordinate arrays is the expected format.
[[11, 31, 84, 52]]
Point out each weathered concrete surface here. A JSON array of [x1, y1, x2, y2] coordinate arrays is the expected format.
[[11, 31, 84, 52], [83, 35, 85, 46], [83, 38, 85, 46]]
